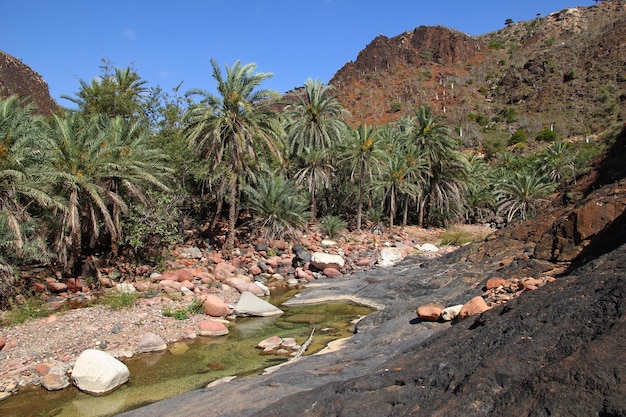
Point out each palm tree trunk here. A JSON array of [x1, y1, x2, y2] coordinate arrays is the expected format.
[[389, 187, 396, 230], [310, 185, 317, 222], [356, 166, 365, 231], [224, 178, 238, 257]]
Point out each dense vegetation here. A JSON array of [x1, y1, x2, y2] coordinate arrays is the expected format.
[[0, 58, 609, 308]]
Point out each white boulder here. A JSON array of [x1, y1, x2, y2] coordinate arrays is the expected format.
[[441, 304, 464, 321], [71, 349, 130, 395], [419, 243, 439, 252], [377, 247, 405, 267], [310, 252, 345, 271]]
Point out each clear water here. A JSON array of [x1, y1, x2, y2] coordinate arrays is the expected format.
[[0, 291, 373, 417]]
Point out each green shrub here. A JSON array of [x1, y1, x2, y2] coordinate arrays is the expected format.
[[536, 128, 558, 142], [100, 293, 139, 311], [320, 215, 348, 239], [510, 128, 528, 145], [163, 299, 204, 320], [2, 297, 51, 326], [389, 101, 403, 113]]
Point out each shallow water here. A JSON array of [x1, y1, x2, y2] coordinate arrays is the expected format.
[[0, 292, 373, 417]]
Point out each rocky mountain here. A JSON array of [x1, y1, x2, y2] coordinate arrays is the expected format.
[[0, 50, 59, 115], [330, 0, 626, 144]]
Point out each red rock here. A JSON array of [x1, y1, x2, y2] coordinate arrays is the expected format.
[[200, 294, 231, 317], [65, 278, 84, 292], [159, 280, 182, 291], [197, 320, 229, 336], [323, 268, 343, 278], [176, 268, 194, 282], [256, 335, 283, 349], [265, 256, 281, 268], [231, 257, 244, 268], [99, 276, 114, 288], [214, 262, 236, 280], [458, 296, 490, 321], [0, 335, 5, 350], [416, 304, 444, 322], [485, 277, 507, 290], [270, 240, 287, 251], [41, 373, 70, 391], [248, 265, 262, 276], [133, 281, 151, 292], [44, 301, 63, 311], [42, 315, 58, 323], [46, 282, 67, 293], [356, 258, 373, 267], [35, 363, 50, 375], [33, 282, 46, 293], [153, 270, 178, 282]]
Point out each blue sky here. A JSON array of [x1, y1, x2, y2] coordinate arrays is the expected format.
[[2, 1, 588, 107]]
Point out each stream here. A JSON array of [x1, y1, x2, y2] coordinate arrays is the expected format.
[[0, 290, 374, 417]]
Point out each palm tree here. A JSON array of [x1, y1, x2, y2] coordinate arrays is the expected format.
[[243, 173, 310, 241], [294, 146, 334, 221], [409, 106, 469, 226], [184, 59, 284, 255], [284, 78, 350, 158], [99, 116, 172, 254], [62, 62, 148, 120], [536, 141, 576, 185], [0, 96, 56, 258], [496, 169, 557, 224], [339, 124, 390, 230], [376, 154, 423, 230], [464, 153, 497, 223], [44, 113, 117, 273]]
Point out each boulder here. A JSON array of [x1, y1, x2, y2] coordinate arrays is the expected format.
[[419, 243, 439, 252], [178, 247, 203, 259], [416, 304, 444, 321], [197, 320, 229, 336], [41, 373, 70, 391], [137, 332, 167, 353], [46, 281, 67, 293], [200, 294, 231, 317], [485, 277, 507, 290], [377, 247, 405, 267], [71, 349, 130, 395], [458, 296, 490, 321], [256, 335, 283, 350], [323, 267, 343, 278], [440, 304, 464, 321], [0, 335, 5, 350], [176, 268, 194, 282], [234, 292, 284, 317], [115, 282, 136, 294], [310, 252, 345, 271]]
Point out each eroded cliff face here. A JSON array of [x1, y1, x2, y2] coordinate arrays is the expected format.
[[0, 50, 59, 115]]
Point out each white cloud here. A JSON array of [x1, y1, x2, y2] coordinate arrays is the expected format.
[[122, 28, 136, 41]]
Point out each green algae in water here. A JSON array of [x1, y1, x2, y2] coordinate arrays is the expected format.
[[0, 300, 373, 417]]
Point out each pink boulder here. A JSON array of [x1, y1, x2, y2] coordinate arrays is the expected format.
[[201, 294, 231, 317], [248, 265, 262, 276], [197, 320, 229, 336], [47, 281, 67, 293], [323, 268, 343, 278], [176, 269, 194, 282], [458, 296, 490, 321], [416, 304, 445, 322], [485, 277, 507, 290]]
